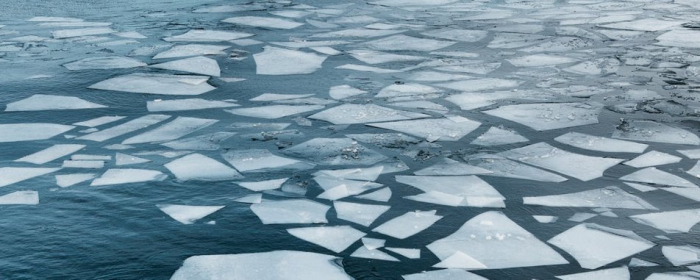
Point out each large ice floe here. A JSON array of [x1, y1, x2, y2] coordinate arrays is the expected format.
[[253, 46, 327, 75], [88, 73, 216, 95]]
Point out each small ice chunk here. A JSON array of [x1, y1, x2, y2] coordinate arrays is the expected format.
[[0, 123, 74, 143], [157, 204, 224, 224], [533, 215, 558, 223], [569, 212, 598, 222], [679, 149, 700, 159], [222, 16, 303, 29], [63, 57, 146, 70], [524, 186, 657, 210], [631, 209, 700, 233], [170, 251, 353, 280], [284, 138, 387, 166], [556, 266, 630, 280], [402, 269, 487, 280], [226, 105, 323, 119], [471, 127, 529, 146], [62, 160, 103, 169], [254, 46, 327, 75], [147, 98, 237, 112], [663, 245, 700, 266], [0, 191, 39, 205], [16, 144, 85, 164], [77, 114, 170, 142], [163, 30, 253, 42], [362, 35, 455, 52], [555, 132, 648, 153], [414, 158, 492, 176], [73, 116, 125, 127], [334, 201, 390, 227], [350, 246, 398, 261], [91, 169, 167, 186], [89, 73, 215, 95], [250, 199, 329, 224], [165, 153, 242, 181], [71, 154, 111, 161], [222, 149, 314, 172], [612, 120, 700, 145], [122, 117, 217, 144], [629, 258, 658, 267], [356, 187, 391, 202], [484, 103, 601, 131], [372, 210, 442, 239], [0, 167, 59, 187], [52, 27, 115, 38], [56, 173, 95, 187], [153, 44, 230, 59], [625, 151, 682, 168], [237, 178, 288, 191], [386, 247, 420, 259], [234, 194, 262, 204], [151, 56, 220, 76], [621, 167, 698, 188], [369, 117, 481, 142], [466, 154, 568, 182], [287, 226, 365, 253], [548, 223, 655, 269]]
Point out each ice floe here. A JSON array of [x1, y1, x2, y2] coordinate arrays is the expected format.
[[334, 201, 390, 227], [287, 226, 365, 253], [467, 154, 568, 182], [163, 30, 253, 42], [0, 191, 39, 205], [157, 204, 224, 224], [165, 154, 242, 181], [16, 144, 85, 165], [350, 246, 398, 261], [91, 169, 167, 186], [398, 175, 505, 207], [402, 269, 487, 280], [283, 138, 387, 165], [555, 132, 648, 153], [556, 266, 630, 280], [612, 120, 700, 145], [56, 173, 95, 188], [237, 178, 288, 192], [77, 114, 170, 142], [222, 16, 303, 29], [484, 103, 601, 131], [0, 123, 74, 143], [625, 151, 682, 168], [222, 149, 314, 172], [122, 117, 217, 144], [372, 210, 442, 239], [524, 186, 657, 210], [153, 44, 229, 59], [147, 98, 237, 112], [254, 46, 327, 75], [620, 167, 698, 188], [52, 27, 115, 38], [368, 117, 481, 142], [151, 56, 220, 77], [471, 127, 529, 146], [631, 209, 700, 233], [89, 73, 216, 95], [226, 105, 323, 119], [250, 199, 329, 224], [362, 35, 455, 52]]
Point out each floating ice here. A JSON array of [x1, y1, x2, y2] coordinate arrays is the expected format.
[[16, 144, 85, 165], [569, 212, 598, 222], [620, 167, 698, 188], [646, 272, 700, 280], [283, 138, 387, 166], [386, 247, 420, 259], [52, 27, 115, 38], [63, 57, 146, 71], [362, 35, 455, 51], [73, 116, 125, 127], [0, 191, 39, 205], [157, 204, 224, 224], [397, 175, 505, 208], [376, 83, 442, 98], [313, 28, 404, 38], [227, 105, 324, 119], [222, 149, 314, 172], [369, 0, 458, 6], [369, 117, 481, 142], [625, 182, 657, 192], [524, 186, 657, 210], [466, 154, 568, 182], [625, 151, 682, 168], [250, 93, 314, 101], [62, 160, 103, 169], [613, 120, 700, 145], [336, 64, 402, 73], [334, 201, 390, 227], [122, 117, 217, 144], [554, 132, 648, 153], [91, 169, 167, 186], [115, 153, 150, 166], [314, 166, 383, 181], [600, 18, 683, 31], [437, 78, 521, 92], [309, 104, 427, 125], [414, 158, 491, 176], [663, 245, 700, 266], [533, 215, 558, 223], [362, 237, 384, 250], [484, 103, 601, 131], [56, 173, 95, 188], [548, 223, 655, 269], [163, 30, 253, 42], [348, 50, 425, 65], [428, 211, 567, 269], [356, 187, 392, 202], [372, 210, 442, 239], [235, 194, 262, 204], [656, 29, 700, 48], [287, 226, 365, 253], [329, 85, 366, 100], [222, 16, 303, 29], [689, 161, 700, 178], [161, 132, 233, 151], [147, 98, 237, 112], [6, 94, 106, 112], [0, 123, 74, 143], [237, 178, 288, 191], [165, 154, 242, 181], [151, 56, 220, 77], [556, 266, 630, 280], [631, 209, 700, 233], [402, 269, 487, 280], [421, 29, 488, 42], [434, 251, 487, 269], [250, 199, 329, 224], [89, 73, 216, 95], [28, 16, 83, 22], [254, 46, 326, 75], [629, 258, 658, 267], [77, 114, 170, 142], [0, 167, 59, 188], [499, 142, 623, 181], [153, 44, 229, 59], [350, 246, 398, 261], [170, 251, 352, 280], [471, 127, 529, 146]]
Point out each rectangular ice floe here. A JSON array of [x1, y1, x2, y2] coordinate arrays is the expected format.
[[397, 175, 505, 208], [348, 50, 425, 65], [287, 226, 365, 253], [0, 167, 59, 187], [88, 73, 216, 95], [314, 166, 383, 181], [437, 78, 521, 92], [427, 211, 568, 270], [0, 123, 74, 143], [250, 199, 329, 224], [236, 178, 288, 191], [56, 173, 95, 188], [556, 266, 630, 280], [0, 191, 39, 205], [554, 132, 648, 153], [361, 35, 456, 51], [121, 117, 217, 144], [77, 115, 170, 142], [548, 223, 654, 269], [6, 94, 106, 111], [222, 149, 314, 172], [153, 44, 229, 60], [90, 169, 167, 186], [253, 46, 327, 75], [414, 158, 492, 176], [161, 132, 235, 150], [73, 116, 125, 128], [372, 210, 442, 239], [484, 102, 601, 131], [368, 117, 481, 142], [524, 186, 657, 210], [165, 153, 242, 181], [16, 144, 85, 165]]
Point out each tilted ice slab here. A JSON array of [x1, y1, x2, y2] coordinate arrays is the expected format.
[[471, 127, 529, 146], [348, 50, 424, 65], [52, 27, 115, 38], [56, 173, 95, 188], [16, 144, 85, 164], [151, 56, 220, 77], [624, 151, 682, 168], [157, 204, 224, 224], [309, 104, 428, 125], [556, 266, 630, 280], [226, 105, 324, 119], [499, 142, 623, 181], [250, 199, 329, 224], [89, 73, 216, 95], [314, 166, 384, 181], [163, 30, 253, 42], [524, 186, 657, 210], [620, 167, 698, 188], [631, 209, 700, 233], [397, 175, 505, 208], [165, 153, 242, 181], [548, 223, 655, 269], [122, 117, 217, 144], [656, 29, 700, 48], [287, 226, 365, 253], [0, 123, 74, 143], [612, 120, 700, 145], [403, 269, 488, 280], [427, 211, 568, 270], [170, 251, 353, 280], [147, 98, 237, 112], [222, 149, 314, 172], [555, 132, 648, 153], [153, 44, 229, 59], [222, 16, 303, 29], [437, 78, 521, 92], [254, 46, 327, 75], [484, 103, 601, 131], [63, 57, 146, 70], [372, 210, 442, 239], [334, 201, 390, 227], [283, 138, 387, 166], [329, 85, 367, 100], [0, 191, 39, 205], [77, 114, 170, 142], [368, 117, 481, 142], [369, 0, 458, 6], [91, 169, 166, 186], [6, 94, 106, 112], [414, 158, 492, 176], [237, 178, 288, 191], [466, 154, 568, 182], [361, 35, 456, 51], [421, 28, 488, 42]]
